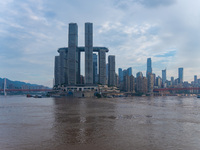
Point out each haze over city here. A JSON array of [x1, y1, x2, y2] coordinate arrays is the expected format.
[[1, 0, 200, 87]]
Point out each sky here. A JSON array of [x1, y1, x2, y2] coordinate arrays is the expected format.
[[1, 0, 200, 87]]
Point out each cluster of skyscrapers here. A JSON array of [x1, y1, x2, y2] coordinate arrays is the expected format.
[[118, 57, 200, 94], [54, 22, 199, 95], [54, 23, 116, 88]]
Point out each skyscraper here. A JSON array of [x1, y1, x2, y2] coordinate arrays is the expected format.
[[146, 58, 152, 77], [118, 68, 123, 82], [54, 22, 109, 87], [54, 56, 60, 86], [108, 55, 115, 86], [147, 73, 154, 93], [85, 22, 93, 85], [123, 69, 127, 77], [98, 50, 106, 85], [68, 23, 78, 85], [127, 67, 132, 76], [58, 48, 68, 85], [194, 75, 197, 84], [93, 53, 98, 84], [162, 69, 166, 84], [136, 72, 143, 78], [178, 68, 183, 84], [171, 76, 174, 85]]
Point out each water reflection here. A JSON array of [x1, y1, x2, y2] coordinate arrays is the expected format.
[[53, 98, 116, 145], [1, 96, 200, 149]]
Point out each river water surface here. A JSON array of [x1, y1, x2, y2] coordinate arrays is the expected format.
[[0, 96, 200, 150]]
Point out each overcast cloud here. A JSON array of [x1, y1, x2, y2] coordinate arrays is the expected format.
[[1, 0, 200, 86]]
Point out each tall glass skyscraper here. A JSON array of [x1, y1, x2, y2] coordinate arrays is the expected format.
[[68, 23, 78, 85], [108, 55, 115, 86], [127, 67, 132, 76], [146, 58, 152, 77], [85, 22, 93, 85], [162, 69, 166, 84], [93, 53, 98, 84], [178, 68, 183, 83], [118, 68, 123, 82]]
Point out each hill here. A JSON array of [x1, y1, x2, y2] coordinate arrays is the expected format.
[[0, 78, 50, 89]]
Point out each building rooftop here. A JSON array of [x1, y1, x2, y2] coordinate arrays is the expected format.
[[58, 47, 109, 53]]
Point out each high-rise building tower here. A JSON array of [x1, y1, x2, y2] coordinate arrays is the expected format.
[[178, 68, 183, 84], [98, 50, 106, 85], [58, 48, 68, 85], [162, 69, 166, 84], [93, 53, 98, 84], [68, 23, 78, 85], [54, 56, 60, 86], [194, 75, 198, 84], [123, 69, 127, 77], [171, 76, 174, 85], [147, 73, 154, 93], [136, 72, 143, 78], [108, 55, 115, 86], [146, 58, 152, 77], [85, 23, 93, 85], [127, 67, 132, 76], [118, 68, 123, 82]]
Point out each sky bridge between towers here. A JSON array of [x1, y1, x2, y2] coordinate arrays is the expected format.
[[57, 47, 109, 53]]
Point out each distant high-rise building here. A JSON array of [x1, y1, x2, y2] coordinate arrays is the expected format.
[[54, 23, 109, 87], [58, 48, 68, 85], [147, 73, 154, 93], [115, 73, 119, 87], [175, 78, 179, 85], [123, 75, 130, 92], [194, 75, 197, 84], [171, 77, 174, 83], [106, 63, 108, 84], [178, 68, 183, 84], [136, 76, 147, 94], [130, 75, 135, 93], [136, 72, 143, 78], [171, 77, 174, 85], [162, 69, 166, 84], [54, 56, 60, 86], [98, 50, 106, 85], [146, 58, 152, 77], [123, 69, 127, 77], [156, 76, 162, 88], [68, 23, 78, 85], [118, 68, 123, 82], [108, 55, 115, 86], [85, 23, 93, 85], [152, 73, 156, 86], [127, 67, 132, 76], [93, 54, 98, 84]]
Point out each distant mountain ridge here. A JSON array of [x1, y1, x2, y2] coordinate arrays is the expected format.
[[0, 78, 50, 89]]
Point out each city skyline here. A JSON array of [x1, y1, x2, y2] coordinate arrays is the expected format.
[[1, 0, 200, 87]]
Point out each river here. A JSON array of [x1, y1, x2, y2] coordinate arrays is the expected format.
[[0, 96, 200, 150]]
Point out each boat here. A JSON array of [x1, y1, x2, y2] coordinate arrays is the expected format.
[[27, 94, 33, 98]]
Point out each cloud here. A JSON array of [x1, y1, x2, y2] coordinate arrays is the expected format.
[[1, 0, 200, 86], [137, 0, 176, 8]]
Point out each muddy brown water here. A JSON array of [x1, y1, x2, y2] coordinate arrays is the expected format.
[[0, 96, 200, 150]]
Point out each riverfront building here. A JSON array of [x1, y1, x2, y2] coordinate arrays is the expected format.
[[162, 69, 166, 84], [118, 68, 123, 83], [146, 58, 152, 77], [93, 54, 98, 84], [178, 68, 183, 84], [108, 55, 116, 86], [54, 23, 109, 88], [85, 23, 93, 85]]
